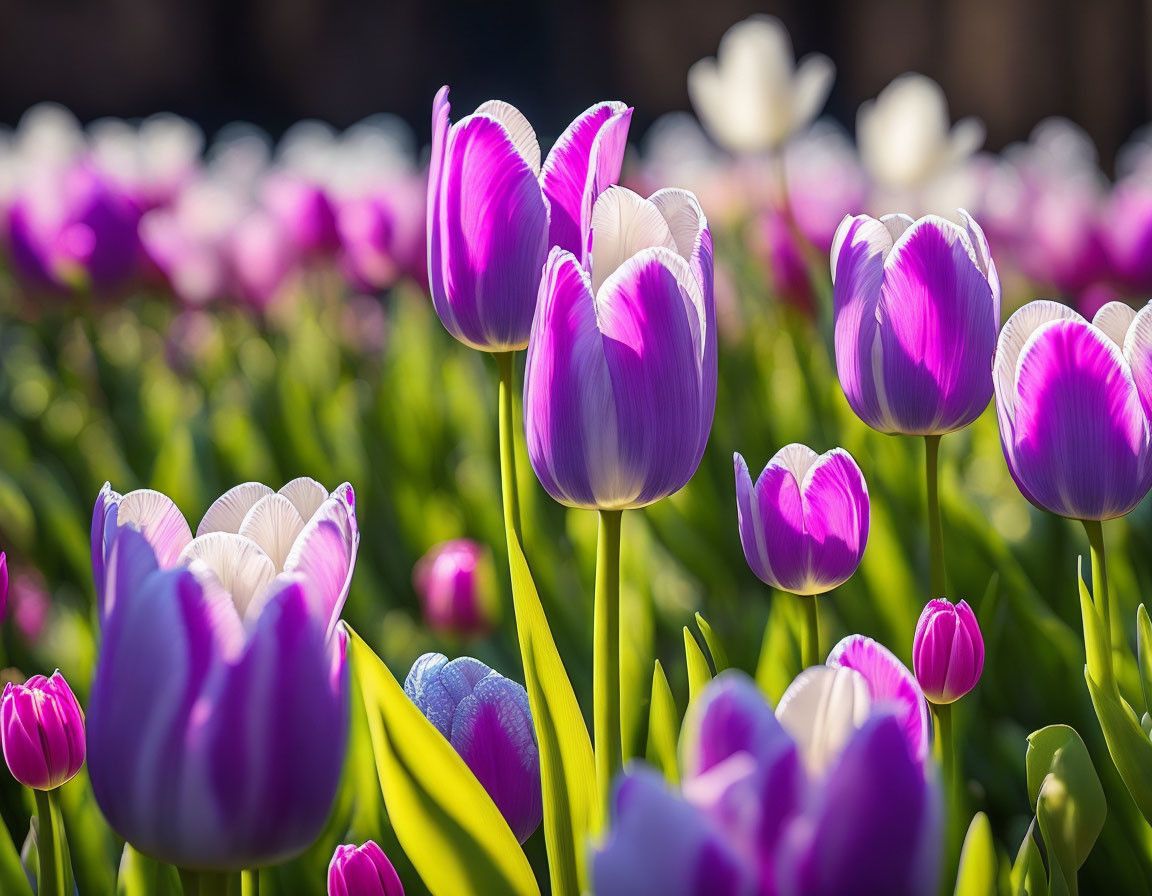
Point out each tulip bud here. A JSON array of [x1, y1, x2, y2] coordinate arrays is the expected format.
[[734, 444, 869, 595], [831, 211, 1000, 435], [328, 841, 404, 896], [404, 653, 541, 843], [913, 598, 984, 704], [1, 671, 86, 790], [413, 539, 498, 638]]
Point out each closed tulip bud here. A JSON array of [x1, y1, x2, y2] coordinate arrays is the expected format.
[[831, 210, 1001, 435], [328, 841, 404, 896], [1, 671, 85, 790], [404, 653, 541, 843], [427, 87, 631, 352], [734, 445, 869, 595], [687, 15, 834, 154], [913, 599, 984, 704], [413, 539, 498, 638], [525, 185, 716, 509], [994, 300, 1152, 520]]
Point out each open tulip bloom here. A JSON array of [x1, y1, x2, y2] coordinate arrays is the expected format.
[[87, 479, 357, 874]]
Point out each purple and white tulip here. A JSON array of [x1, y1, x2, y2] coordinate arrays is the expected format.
[[87, 479, 357, 868], [734, 444, 868, 595], [413, 539, 497, 638], [1, 671, 86, 791], [404, 653, 541, 843], [831, 211, 1000, 435], [994, 300, 1152, 520], [524, 185, 716, 509], [427, 87, 631, 352], [594, 669, 940, 896], [328, 841, 404, 896], [913, 599, 984, 705]]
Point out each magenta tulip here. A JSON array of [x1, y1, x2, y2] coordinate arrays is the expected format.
[[413, 539, 497, 638], [913, 599, 984, 704], [1, 671, 85, 791], [328, 841, 404, 896]]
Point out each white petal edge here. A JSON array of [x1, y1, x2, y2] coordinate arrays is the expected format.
[[196, 482, 273, 537], [472, 100, 542, 176]]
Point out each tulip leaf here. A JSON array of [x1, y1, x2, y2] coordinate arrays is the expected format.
[[756, 599, 800, 704], [1084, 668, 1152, 825], [646, 660, 681, 785], [1025, 724, 1105, 892], [349, 626, 540, 896], [695, 612, 729, 673], [953, 812, 997, 896], [503, 534, 596, 896], [1077, 561, 1111, 692], [1137, 604, 1152, 716], [684, 627, 713, 703], [1010, 820, 1045, 896], [0, 811, 32, 896], [116, 844, 181, 896]]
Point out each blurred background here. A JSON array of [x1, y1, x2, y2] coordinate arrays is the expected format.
[[1, 0, 1150, 166]]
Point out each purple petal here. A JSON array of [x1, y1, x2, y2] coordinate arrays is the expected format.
[[542, 102, 632, 257], [912, 599, 984, 704], [680, 671, 791, 777], [329, 841, 405, 896], [826, 635, 930, 764], [592, 767, 758, 896], [427, 98, 549, 351], [776, 714, 941, 896], [281, 483, 359, 634]]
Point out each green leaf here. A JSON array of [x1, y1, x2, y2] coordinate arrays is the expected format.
[[117, 844, 181, 896], [954, 812, 997, 896], [645, 660, 680, 785], [684, 627, 713, 704], [1025, 724, 1105, 893], [505, 532, 596, 896], [694, 612, 729, 673], [1084, 668, 1152, 825], [349, 626, 540, 896], [1137, 604, 1152, 716], [0, 809, 33, 896], [1009, 821, 1045, 896], [755, 598, 800, 704], [1077, 560, 1112, 695]]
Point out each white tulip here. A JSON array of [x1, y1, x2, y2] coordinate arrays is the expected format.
[[775, 665, 871, 774], [688, 15, 834, 154]]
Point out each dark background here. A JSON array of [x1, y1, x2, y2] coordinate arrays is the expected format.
[[0, 0, 1149, 168]]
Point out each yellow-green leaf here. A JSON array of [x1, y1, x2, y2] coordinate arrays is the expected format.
[[684, 627, 713, 704], [0, 807, 32, 896], [117, 845, 180, 896], [954, 812, 997, 896], [349, 626, 540, 896], [755, 598, 800, 704], [505, 534, 595, 896], [1085, 668, 1152, 825], [646, 660, 680, 785], [1009, 821, 1044, 896], [695, 612, 729, 673], [1077, 561, 1112, 694], [1137, 604, 1152, 716]]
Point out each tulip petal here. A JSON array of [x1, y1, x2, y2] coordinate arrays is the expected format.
[[826, 634, 930, 763], [473, 100, 541, 175], [680, 671, 790, 777], [799, 448, 870, 592], [197, 482, 274, 536], [992, 300, 1082, 423], [589, 187, 679, 294], [278, 476, 329, 523], [281, 483, 359, 633], [115, 489, 193, 567], [1092, 300, 1135, 348], [776, 665, 871, 774], [1124, 302, 1152, 422], [178, 532, 277, 618], [238, 493, 306, 571]]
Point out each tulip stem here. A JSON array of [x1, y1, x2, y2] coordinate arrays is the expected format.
[[178, 869, 238, 895], [33, 788, 68, 896], [933, 702, 956, 809], [800, 594, 820, 668], [496, 352, 524, 542], [924, 435, 947, 599], [1082, 519, 1115, 690], [594, 508, 623, 827], [242, 869, 259, 896]]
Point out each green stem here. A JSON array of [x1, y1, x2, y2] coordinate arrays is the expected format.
[[242, 869, 259, 896], [178, 868, 236, 895], [933, 702, 955, 810], [1082, 519, 1116, 690], [925, 435, 947, 598], [496, 352, 523, 541], [594, 508, 623, 827], [799, 594, 820, 668], [33, 788, 66, 896]]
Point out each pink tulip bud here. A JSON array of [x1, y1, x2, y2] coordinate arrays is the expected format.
[[413, 539, 498, 638], [1, 671, 86, 790], [912, 599, 984, 705], [328, 841, 404, 896]]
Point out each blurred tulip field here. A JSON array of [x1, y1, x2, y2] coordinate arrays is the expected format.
[[5, 12, 1152, 896]]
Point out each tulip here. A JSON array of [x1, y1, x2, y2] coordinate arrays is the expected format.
[[913, 599, 984, 705], [227, 208, 297, 310], [525, 185, 715, 510], [264, 171, 342, 260], [404, 652, 541, 843], [1, 671, 85, 791], [87, 478, 357, 869], [831, 211, 1000, 437], [857, 74, 984, 195], [413, 539, 498, 638], [734, 445, 869, 595], [775, 665, 871, 774], [993, 300, 1152, 522], [328, 842, 404, 896], [1107, 181, 1152, 293], [687, 15, 834, 154], [89, 112, 204, 212], [427, 87, 631, 352]]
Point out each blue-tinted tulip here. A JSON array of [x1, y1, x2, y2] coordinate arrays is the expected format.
[[994, 300, 1152, 520], [524, 186, 716, 509], [427, 87, 631, 351], [831, 211, 1000, 435], [734, 444, 869, 594], [404, 653, 541, 843]]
